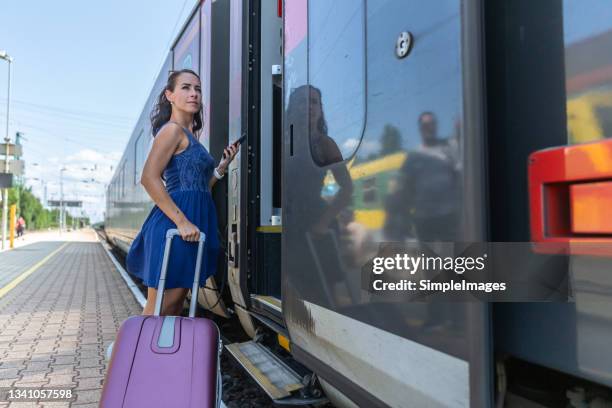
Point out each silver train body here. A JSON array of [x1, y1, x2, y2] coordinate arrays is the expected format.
[[105, 1, 612, 406]]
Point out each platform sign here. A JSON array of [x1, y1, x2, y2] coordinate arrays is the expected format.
[[0, 143, 22, 157], [8, 160, 24, 176], [47, 200, 82, 208], [0, 173, 13, 188]]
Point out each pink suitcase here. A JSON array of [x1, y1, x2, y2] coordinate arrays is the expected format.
[[100, 229, 222, 408]]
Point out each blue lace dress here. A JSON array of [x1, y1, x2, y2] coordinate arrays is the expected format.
[[126, 126, 220, 289]]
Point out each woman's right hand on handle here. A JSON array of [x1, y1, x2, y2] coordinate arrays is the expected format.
[[177, 220, 200, 242]]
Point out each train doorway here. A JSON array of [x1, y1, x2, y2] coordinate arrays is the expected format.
[[226, 0, 284, 337]]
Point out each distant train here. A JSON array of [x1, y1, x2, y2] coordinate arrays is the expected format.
[[105, 1, 612, 407]]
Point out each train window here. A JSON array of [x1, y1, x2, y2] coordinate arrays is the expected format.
[[564, 0, 612, 144], [134, 130, 144, 185], [120, 163, 126, 198], [307, 0, 365, 166], [173, 10, 200, 72]]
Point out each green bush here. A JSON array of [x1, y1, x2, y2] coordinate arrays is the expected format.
[[4, 186, 89, 230]]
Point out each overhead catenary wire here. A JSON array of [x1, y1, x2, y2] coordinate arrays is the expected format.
[[8, 119, 128, 152], [1, 108, 134, 133], [0, 98, 136, 123]]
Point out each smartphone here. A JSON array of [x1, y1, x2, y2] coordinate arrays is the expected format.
[[233, 134, 247, 146], [224, 134, 246, 159]]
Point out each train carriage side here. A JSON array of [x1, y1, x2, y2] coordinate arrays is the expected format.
[[487, 0, 612, 403], [278, 0, 612, 407], [102, 0, 612, 406], [222, 0, 491, 406]]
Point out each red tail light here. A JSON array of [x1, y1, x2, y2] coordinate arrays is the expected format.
[[529, 138, 612, 256], [570, 181, 612, 234]]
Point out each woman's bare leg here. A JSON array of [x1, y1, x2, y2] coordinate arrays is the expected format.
[[143, 287, 189, 316]]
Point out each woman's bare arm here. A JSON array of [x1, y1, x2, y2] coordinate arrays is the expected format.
[[140, 123, 199, 241]]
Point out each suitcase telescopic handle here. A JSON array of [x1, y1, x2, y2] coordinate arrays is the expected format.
[[154, 228, 206, 317]]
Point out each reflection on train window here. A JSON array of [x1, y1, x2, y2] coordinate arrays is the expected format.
[[363, 1, 463, 242], [362, 177, 377, 203], [358, 1, 462, 161], [595, 106, 612, 138], [173, 11, 200, 73], [563, 0, 612, 144], [182, 54, 193, 70], [308, 0, 365, 165]]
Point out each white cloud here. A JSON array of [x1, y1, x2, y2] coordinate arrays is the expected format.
[[25, 148, 122, 223], [342, 138, 360, 152]]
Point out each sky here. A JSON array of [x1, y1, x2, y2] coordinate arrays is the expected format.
[[0, 0, 199, 223], [563, 0, 612, 44]]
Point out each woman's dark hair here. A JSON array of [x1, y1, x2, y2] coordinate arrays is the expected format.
[[150, 69, 203, 136], [287, 85, 328, 135], [286, 84, 344, 165]]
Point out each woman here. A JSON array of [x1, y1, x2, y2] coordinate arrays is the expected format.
[[16, 216, 25, 238], [126, 69, 238, 316]]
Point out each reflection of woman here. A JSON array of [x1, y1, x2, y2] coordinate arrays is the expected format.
[[287, 85, 353, 234], [285, 85, 353, 307], [126, 69, 238, 316]]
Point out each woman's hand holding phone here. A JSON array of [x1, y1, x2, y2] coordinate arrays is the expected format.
[[218, 136, 243, 175]]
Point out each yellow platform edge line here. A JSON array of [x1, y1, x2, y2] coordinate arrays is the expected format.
[[0, 242, 70, 299]]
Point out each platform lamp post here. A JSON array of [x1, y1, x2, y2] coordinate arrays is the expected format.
[[27, 177, 47, 207], [30, 163, 48, 207], [1, 50, 13, 250], [59, 166, 67, 234]]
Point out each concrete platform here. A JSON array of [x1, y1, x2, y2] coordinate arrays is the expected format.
[[0, 229, 142, 407]]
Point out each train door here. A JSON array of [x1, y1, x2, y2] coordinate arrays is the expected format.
[[248, 0, 284, 328], [226, 0, 284, 337], [283, 1, 492, 407]]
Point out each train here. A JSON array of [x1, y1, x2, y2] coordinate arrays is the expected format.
[[104, 1, 612, 407]]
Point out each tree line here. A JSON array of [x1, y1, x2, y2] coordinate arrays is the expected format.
[[6, 186, 89, 230]]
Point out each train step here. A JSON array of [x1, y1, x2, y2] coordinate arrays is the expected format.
[[225, 340, 318, 403], [251, 295, 282, 317]]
